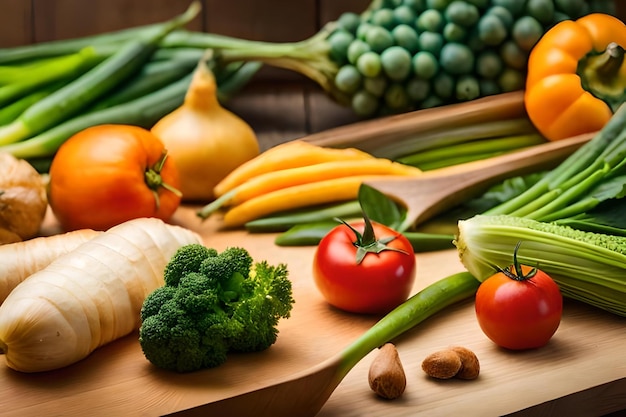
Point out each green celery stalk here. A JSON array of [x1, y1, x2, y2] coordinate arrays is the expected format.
[[456, 214, 626, 316]]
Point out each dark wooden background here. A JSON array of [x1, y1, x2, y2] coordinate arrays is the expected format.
[[1, 0, 625, 149]]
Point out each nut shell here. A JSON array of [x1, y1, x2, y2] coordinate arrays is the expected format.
[[368, 343, 406, 399], [450, 346, 480, 379], [421, 349, 462, 379]]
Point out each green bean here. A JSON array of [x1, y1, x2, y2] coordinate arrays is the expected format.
[[245, 200, 362, 233], [275, 221, 455, 251], [274, 221, 338, 246]]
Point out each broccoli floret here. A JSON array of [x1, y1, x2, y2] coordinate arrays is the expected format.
[[140, 286, 177, 322], [163, 244, 218, 286], [139, 244, 294, 372], [228, 262, 294, 352], [139, 299, 229, 372]]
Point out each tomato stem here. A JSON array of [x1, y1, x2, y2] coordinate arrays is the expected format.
[[145, 151, 182, 210], [338, 211, 408, 265], [498, 241, 537, 281]]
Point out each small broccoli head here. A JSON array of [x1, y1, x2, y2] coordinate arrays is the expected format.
[[139, 299, 229, 372], [175, 272, 220, 314], [163, 244, 218, 287], [199, 247, 254, 303], [219, 247, 253, 277], [140, 245, 294, 372], [140, 286, 177, 322]]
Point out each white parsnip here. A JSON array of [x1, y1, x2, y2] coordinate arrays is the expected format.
[[0, 229, 102, 304], [0, 217, 201, 372]]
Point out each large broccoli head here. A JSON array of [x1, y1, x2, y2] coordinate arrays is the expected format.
[[139, 245, 294, 373]]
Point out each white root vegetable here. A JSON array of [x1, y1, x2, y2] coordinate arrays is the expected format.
[[0, 217, 201, 372], [0, 229, 102, 304]]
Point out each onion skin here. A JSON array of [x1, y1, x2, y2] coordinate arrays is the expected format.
[[0, 153, 47, 243], [152, 61, 260, 202]]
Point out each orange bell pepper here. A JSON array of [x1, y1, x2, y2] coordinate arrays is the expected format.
[[525, 14, 626, 141]]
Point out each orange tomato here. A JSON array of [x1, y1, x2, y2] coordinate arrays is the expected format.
[[48, 124, 182, 231]]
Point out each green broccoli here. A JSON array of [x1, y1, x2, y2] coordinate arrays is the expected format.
[[139, 245, 294, 372], [162, 244, 218, 287]]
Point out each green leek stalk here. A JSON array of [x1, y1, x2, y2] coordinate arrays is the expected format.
[[0, 48, 103, 107], [0, 89, 54, 125], [0, 60, 261, 160], [0, 24, 161, 65], [397, 133, 545, 170], [484, 102, 626, 224], [0, 1, 201, 146]]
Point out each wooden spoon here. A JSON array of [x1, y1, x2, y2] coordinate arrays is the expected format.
[[365, 132, 594, 231]]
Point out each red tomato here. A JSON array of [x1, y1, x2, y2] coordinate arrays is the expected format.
[[48, 124, 182, 231], [475, 263, 563, 350], [312, 220, 416, 314]]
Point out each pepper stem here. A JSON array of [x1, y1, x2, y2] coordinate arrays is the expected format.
[[144, 151, 182, 210], [579, 42, 626, 112]]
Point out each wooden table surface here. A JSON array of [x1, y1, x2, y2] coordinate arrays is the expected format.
[[1, 206, 624, 417]]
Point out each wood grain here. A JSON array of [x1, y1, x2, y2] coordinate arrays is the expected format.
[[0, 0, 32, 47], [2, 206, 624, 416]]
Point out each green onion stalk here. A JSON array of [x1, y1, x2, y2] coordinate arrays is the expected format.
[[484, 101, 626, 227]]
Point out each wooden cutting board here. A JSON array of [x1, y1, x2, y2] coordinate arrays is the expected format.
[[1, 206, 625, 417]]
